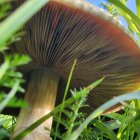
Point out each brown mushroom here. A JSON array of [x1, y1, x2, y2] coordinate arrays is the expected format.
[[12, 0, 140, 139]]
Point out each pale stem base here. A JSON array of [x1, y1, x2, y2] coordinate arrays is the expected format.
[[13, 69, 60, 140]]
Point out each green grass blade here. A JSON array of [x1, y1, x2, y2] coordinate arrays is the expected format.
[[0, 80, 20, 112], [86, 77, 105, 91], [0, 0, 49, 46], [94, 121, 118, 140], [0, 0, 12, 4], [136, 0, 140, 18], [107, 0, 140, 32], [54, 60, 77, 140], [67, 91, 140, 140], [0, 59, 9, 80], [62, 60, 77, 103], [105, 113, 124, 122]]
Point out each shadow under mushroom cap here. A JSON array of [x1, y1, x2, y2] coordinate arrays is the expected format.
[[11, 0, 140, 111]]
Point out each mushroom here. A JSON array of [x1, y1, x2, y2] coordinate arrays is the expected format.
[[12, 0, 140, 139]]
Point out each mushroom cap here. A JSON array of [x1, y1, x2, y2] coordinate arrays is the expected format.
[[12, 0, 140, 111]]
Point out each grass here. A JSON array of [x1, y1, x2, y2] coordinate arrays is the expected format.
[[0, 0, 140, 140]]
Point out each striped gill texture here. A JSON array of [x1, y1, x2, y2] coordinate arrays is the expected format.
[[12, 0, 140, 111]]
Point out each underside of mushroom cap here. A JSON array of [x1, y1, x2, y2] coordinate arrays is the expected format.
[[11, 0, 140, 111]]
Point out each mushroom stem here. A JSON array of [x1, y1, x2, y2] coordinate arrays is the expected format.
[[13, 69, 60, 140]]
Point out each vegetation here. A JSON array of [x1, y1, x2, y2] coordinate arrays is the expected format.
[[0, 0, 140, 140]]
